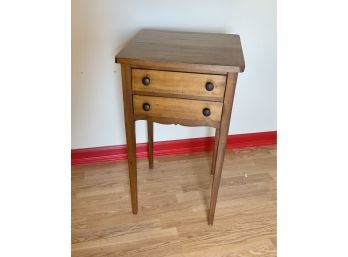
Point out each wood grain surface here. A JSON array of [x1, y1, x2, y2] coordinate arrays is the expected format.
[[72, 145, 276, 257], [132, 69, 226, 102], [133, 95, 223, 128], [116, 29, 245, 74]]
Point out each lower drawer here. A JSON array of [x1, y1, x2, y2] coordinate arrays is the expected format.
[[133, 95, 223, 127]]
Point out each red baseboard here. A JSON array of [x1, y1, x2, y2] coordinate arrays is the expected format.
[[71, 131, 276, 165]]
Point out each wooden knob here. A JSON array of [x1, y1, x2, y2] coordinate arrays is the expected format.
[[205, 82, 214, 91], [142, 76, 150, 86], [202, 108, 211, 117], [142, 103, 151, 111]]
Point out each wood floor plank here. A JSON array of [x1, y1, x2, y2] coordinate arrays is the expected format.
[[72, 145, 276, 257]]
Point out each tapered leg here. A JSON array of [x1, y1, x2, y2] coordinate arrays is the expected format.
[[211, 128, 220, 175], [121, 64, 138, 214], [147, 120, 154, 169], [208, 72, 238, 225], [125, 120, 137, 214]]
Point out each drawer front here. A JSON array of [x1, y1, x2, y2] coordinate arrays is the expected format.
[[132, 69, 226, 101], [133, 95, 223, 127]]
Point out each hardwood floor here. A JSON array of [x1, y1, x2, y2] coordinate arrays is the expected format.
[[72, 145, 276, 257]]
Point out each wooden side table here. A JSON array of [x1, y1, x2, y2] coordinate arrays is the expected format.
[[116, 29, 245, 225]]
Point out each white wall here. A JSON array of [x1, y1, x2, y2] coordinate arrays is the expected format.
[[72, 0, 276, 149]]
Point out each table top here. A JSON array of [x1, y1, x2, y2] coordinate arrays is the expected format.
[[116, 29, 245, 73]]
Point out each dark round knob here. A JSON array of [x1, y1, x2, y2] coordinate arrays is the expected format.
[[205, 82, 214, 91], [202, 108, 211, 117], [142, 76, 150, 86], [142, 103, 151, 111]]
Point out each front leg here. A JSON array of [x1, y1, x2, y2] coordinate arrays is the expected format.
[[121, 64, 138, 214], [208, 72, 238, 225], [125, 119, 138, 214]]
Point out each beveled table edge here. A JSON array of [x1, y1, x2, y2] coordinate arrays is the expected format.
[[115, 57, 244, 75]]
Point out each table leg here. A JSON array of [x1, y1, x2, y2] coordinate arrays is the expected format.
[[208, 72, 238, 225], [147, 120, 154, 169], [211, 128, 220, 175], [121, 64, 138, 214], [125, 120, 137, 214]]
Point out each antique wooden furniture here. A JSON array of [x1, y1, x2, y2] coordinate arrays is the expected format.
[[115, 29, 245, 225]]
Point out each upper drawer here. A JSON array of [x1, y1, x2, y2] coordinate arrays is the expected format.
[[132, 69, 226, 101]]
